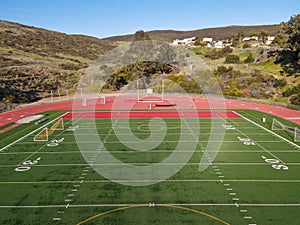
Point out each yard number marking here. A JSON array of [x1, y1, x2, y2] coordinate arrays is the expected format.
[[262, 156, 289, 170], [222, 124, 235, 130], [47, 138, 65, 147], [15, 157, 41, 172], [66, 125, 79, 132], [237, 136, 255, 145]]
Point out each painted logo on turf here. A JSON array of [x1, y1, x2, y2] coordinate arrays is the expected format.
[[72, 40, 226, 186]]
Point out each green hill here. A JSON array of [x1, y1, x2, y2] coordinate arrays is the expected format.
[[0, 20, 116, 104]]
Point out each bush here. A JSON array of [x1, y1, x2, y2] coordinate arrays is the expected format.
[[273, 79, 287, 88], [290, 94, 300, 105], [242, 43, 251, 49], [282, 84, 300, 97], [225, 54, 240, 64], [244, 53, 255, 63]]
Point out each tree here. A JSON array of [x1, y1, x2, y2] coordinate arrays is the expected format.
[[275, 14, 300, 76], [260, 31, 269, 44], [133, 30, 151, 42], [225, 54, 240, 64]]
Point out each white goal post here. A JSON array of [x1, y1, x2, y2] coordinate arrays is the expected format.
[[82, 95, 106, 107], [137, 78, 165, 102], [295, 127, 300, 142]]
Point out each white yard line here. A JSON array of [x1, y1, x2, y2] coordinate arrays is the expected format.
[[233, 111, 300, 150], [4, 162, 300, 168], [0, 203, 299, 208], [3, 150, 300, 154], [227, 115, 285, 162]]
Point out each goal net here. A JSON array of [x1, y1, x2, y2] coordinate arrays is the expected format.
[[82, 96, 106, 107], [271, 118, 285, 130], [50, 118, 64, 131], [34, 127, 49, 142], [33, 118, 64, 142], [295, 127, 300, 142], [271, 118, 300, 142]]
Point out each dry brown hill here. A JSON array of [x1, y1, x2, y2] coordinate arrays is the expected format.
[[104, 25, 280, 42]]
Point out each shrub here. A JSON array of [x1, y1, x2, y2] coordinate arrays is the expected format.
[[242, 43, 251, 49], [244, 53, 255, 63], [225, 54, 240, 64], [273, 79, 287, 88], [290, 94, 300, 105]]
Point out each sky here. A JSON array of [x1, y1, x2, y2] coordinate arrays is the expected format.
[[0, 0, 299, 38]]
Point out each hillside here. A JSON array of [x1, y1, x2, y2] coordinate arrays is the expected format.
[[104, 25, 280, 42], [0, 20, 116, 105]]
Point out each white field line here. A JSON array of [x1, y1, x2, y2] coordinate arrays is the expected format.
[[233, 111, 300, 150], [12, 140, 287, 144], [3, 162, 300, 167], [228, 115, 284, 162], [1, 179, 300, 184], [37, 131, 285, 136], [4, 150, 300, 154], [0, 203, 299, 208], [0, 112, 69, 152]]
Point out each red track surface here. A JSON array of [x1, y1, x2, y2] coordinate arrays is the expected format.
[[1, 95, 300, 132]]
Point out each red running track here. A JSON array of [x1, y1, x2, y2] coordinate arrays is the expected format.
[[1, 95, 300, 132]]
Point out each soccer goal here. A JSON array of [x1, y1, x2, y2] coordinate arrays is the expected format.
[[50, 118, 64, 131], [34, 127, 49, 142], [82, 95, 106, 107], [137, 78, 165, 102], [295, 127, 300, 142], [271, 118, 300, 142], [33, 118, 64, 142]]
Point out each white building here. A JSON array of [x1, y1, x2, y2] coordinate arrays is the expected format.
[[243, 36, 259, 41], [266, 36, 275, 45], [214, 41, 224, 48], [203, 37, 213, 42], [172, 37, 196, 46]]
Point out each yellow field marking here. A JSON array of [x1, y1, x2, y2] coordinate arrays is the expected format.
[[76, 204, 230, 225], [1, 179, 300, 185], [76, 205, 140, 225], [161, 205, 230, 225]]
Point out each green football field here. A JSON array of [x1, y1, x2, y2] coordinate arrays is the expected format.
[[0, 110, 300, 225]]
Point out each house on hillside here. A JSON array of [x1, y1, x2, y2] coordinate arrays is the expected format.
[[214, 41, 224, 48], [266, 36, 275, 45], [172, 37, 196, 46], [202, 37, 213, 43], [242, 36, 259, 41]]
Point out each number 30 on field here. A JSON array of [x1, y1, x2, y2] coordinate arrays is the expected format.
[[261, 156, 289, 170], [15, 157, 41, 172]]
